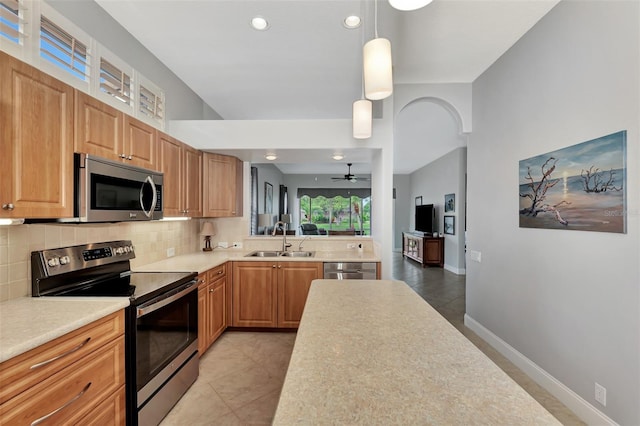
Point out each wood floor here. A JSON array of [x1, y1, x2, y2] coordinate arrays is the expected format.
[[161, 253, 584, 425]]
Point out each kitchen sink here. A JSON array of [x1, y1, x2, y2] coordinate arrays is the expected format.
[[280, 251, 315, 257], [245, 250, 315, 258], [246, 250, 282, 257]]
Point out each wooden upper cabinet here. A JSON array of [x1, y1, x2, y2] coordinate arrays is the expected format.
[[124, 115, 158, 170], [183, 144, 202, 217], [74, 90, 123, 161], [76, 91, 158, 171], [158, 132, 202, 217], [203, 153, 243, 217], [0, 51, 74, 218], [158, 133, 183, 216]]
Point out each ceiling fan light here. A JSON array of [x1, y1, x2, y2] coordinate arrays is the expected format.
[[352, 99, 372, 139], [388, 0, 433, 11], [363, 37, 393, 100]]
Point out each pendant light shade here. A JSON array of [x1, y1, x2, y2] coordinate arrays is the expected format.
[[363, 37, 393, 100], [352, 99, 372, 139], [388, 0, 433, 11]]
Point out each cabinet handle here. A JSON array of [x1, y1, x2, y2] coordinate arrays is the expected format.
[[29, 337, 91, 370], [31, 382, 92, 425], [2, 203, 14, 210], [272, 265, 276, 268], [209, 288, 214, 293], [217, 270, 223, 275], [127, 155, 133, 160], [119, 154, 126, 159]]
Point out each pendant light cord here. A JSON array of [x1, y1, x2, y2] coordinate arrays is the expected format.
[[374, 0, 379, 38]]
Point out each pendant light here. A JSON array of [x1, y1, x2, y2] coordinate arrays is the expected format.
[[363, 0, 393, 100], [353, 1, 372, 139], [353, 99, 372, 139], [388, 0, 433, 11]]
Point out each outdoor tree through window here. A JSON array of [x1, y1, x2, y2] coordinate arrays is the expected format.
[[300, 195, 371, 235]]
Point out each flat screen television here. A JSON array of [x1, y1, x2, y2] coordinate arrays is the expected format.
[[415, 204, 435, 234]]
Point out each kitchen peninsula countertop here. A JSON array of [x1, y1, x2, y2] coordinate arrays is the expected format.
[[273, 280, 560, 425], [0, 297, 129, 362]]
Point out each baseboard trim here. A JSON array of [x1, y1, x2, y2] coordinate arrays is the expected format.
[[444, 264, 466, 275], [464, 314, 617, 426]]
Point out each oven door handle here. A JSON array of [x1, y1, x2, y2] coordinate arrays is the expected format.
[[137, 280, 197, 318]]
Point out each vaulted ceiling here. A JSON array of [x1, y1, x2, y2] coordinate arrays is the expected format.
[[96, 0, 558, 173]]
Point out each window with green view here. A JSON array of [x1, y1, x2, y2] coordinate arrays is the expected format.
[[299, 195, 371, 235]]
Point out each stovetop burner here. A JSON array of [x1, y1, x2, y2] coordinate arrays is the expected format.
[[31, 241, 197, 305]]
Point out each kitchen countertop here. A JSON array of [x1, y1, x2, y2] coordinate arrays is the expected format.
[[133, 249, 380, 274], [0, 297, 129, 362], [0, 250, 380, 363], [273, 280, 561, 425]]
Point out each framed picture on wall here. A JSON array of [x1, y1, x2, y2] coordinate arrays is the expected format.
[[415, 196, 422, 206], [265, 182, 273, 214], [445, 193, 455, 212], [444, 216, 455, 235]]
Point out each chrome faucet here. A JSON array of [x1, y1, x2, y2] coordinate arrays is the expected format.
[[298, 236, 311, 251], [272, 221, 292, 252]]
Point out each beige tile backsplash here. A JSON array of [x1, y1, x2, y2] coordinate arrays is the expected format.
[[0, 220, 201, 302]]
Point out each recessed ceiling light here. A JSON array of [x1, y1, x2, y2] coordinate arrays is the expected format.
[[251, 16, 269, 31], [265, 153, 277, 161], [343, 15, 361, 29], [332, 154, 344, 161]]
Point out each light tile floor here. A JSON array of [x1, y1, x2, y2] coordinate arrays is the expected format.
[[161, 253, 585, 425]]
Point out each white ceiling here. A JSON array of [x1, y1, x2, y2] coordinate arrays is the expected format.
[[96, 0, 558, 174]]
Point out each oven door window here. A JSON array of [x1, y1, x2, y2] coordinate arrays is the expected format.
[[136, 289, 197, 391]]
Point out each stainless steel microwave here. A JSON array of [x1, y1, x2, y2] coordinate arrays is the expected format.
[[61, 153, 163, 222]]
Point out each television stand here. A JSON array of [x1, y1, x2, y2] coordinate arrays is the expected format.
[[402, 232, 444, 268]]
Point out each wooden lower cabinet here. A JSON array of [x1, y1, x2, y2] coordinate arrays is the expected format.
[[198, 264, 227, 356], [0, 311, 125, 425], [232, 261, 322, 328], [277, 262, 323, 328]]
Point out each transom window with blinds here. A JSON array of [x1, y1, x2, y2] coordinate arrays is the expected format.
[[0, 0, 166, 129], [100, 57, 132, 106], [0, 0, 21, 45], [40, 15, 89, 82]]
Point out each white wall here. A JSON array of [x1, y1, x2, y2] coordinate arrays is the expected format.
[[393, 175, 411, 251], [253, 163, 285, 230], [410, 148, 466, 274], [467, 1, 639, 424]]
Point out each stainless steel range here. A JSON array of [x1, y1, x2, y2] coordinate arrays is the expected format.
[[31, 241, 199, 426]]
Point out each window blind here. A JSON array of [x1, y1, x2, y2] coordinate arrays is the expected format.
[[100, 57, 131, 105], [139, 84, 164, 122], [40, 15, 89, 81], [297, 188, 371, 199], [0, 0, 22, 44]]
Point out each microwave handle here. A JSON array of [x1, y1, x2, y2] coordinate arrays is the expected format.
[[139, 176, 158, 218]]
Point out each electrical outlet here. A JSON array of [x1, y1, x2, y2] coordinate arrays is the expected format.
[[218, 242, 229, 248], [232, 242, 243, 249], [167, 247, 175, 257], [595, 382, 607, 406]]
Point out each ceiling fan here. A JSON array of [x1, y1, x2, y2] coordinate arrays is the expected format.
[[331, 163, 370, 183]]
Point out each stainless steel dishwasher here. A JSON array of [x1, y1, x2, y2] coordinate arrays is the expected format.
[[323, 262, 377, 279]]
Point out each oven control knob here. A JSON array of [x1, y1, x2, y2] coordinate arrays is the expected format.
[[47, 257, 60, 267], [129, 245, 135, 253], [124, 246, 130, 253], [115, 247, 124, 255], [59, 256, 70, 265]]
